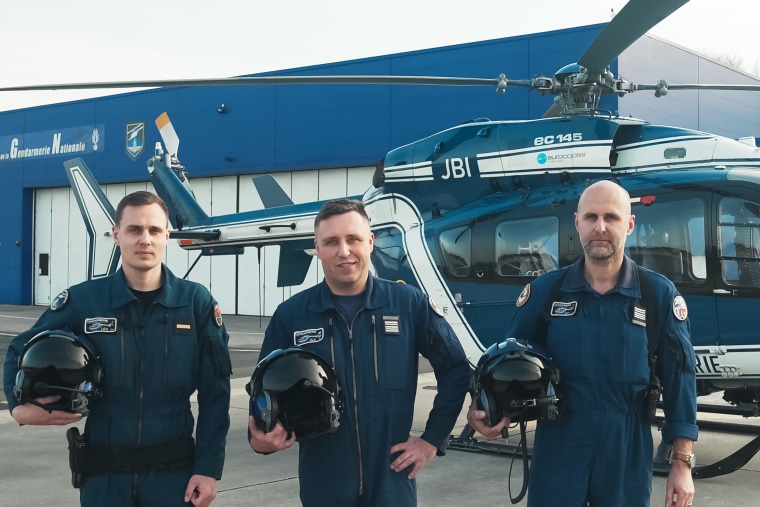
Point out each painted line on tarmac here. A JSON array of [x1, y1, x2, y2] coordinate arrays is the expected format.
[[0, 314, 38, 320]]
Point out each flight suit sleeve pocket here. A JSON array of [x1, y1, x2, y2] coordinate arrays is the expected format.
[[207, 331, 232, 378], [667, 330, 695, 372]]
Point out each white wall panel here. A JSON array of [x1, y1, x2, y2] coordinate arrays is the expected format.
[[67, 188, 88, 288], [318, 168, 349, 200], [237, 173, 264, 315], [33, 190, 52, 305], [348, 166, 376, 196], [49, 190, 71, 299], [209, 176, 238, 312], [291, 170, 320, 204]]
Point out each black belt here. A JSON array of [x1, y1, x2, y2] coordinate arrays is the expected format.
[[83, 436, 195, 476]]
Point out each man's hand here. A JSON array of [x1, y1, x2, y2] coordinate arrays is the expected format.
[[10, 396, 83, 426], [665, 438, 695, 507], [247, 416, 296, 454], [184, 474, 217, 507], [466, 400, 509, 439], [389, 434, 437, 480]]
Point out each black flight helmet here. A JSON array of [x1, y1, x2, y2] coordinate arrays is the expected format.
[[473, 337, 560, 424], [246, 348, 341, 440], [13, 329, 103, 415]]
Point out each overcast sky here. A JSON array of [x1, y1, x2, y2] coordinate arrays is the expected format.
[[1, 0, 758, 112]]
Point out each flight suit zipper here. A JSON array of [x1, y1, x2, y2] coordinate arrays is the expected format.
[[329, 317, 335, 366], [337, 309, 366, 497], [119, 313, 126, 385], [133, 304, 147, 498], [162, 312, 170, 383], [372, 315, 378, 382]]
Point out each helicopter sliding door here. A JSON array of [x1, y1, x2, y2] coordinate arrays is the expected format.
[[712, 187, 760, 356], [626, 192, 717, 351]]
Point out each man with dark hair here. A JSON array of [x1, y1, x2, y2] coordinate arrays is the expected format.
[[248, 197, 471, 506], [4, 191, 231, 507]]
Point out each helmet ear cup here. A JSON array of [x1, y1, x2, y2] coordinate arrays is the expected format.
[[475, 389, 499, 426], [251, 391, 278, 432]]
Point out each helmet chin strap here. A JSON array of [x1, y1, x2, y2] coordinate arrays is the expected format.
[[508, 410, 530, 505]]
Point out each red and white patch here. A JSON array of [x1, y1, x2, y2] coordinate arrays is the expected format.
[[213, 302, 224, 327], [516, 284, 531, 307], [672, 295, 688, 321]]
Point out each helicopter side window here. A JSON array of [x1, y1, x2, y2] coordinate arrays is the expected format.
[[495, 217, 558, 277], [439, 225, 472, 278], [626, 198, 705, 283], [718, 197, 760, 287]]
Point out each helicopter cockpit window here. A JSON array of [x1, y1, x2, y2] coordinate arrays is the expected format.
[[627, 198, 705, 283], [664, 147, 686, 159], [718, 197, 760, 287], [495, 217, 558, 277], [439, 225, 472, 278]]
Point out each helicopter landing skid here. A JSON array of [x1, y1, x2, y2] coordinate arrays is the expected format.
[[450, 420, 760, 479], [448, 424, 530, 456], [652, 416, 760, 479]]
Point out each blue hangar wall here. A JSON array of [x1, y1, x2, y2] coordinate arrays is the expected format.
[[1, 22, 759, 305]]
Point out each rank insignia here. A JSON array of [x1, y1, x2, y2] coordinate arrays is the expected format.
[[383, 315, 400, 334]]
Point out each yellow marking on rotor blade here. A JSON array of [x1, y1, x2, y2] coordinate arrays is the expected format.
[[156, 112, 170, 129]]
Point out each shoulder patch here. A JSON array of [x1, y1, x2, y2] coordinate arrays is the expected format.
[[516, 284, 531, 307], [213, 302, 223, 327], [672, 295, 688, 321], [50, 289, 69, 311], [396, 279, 407, 284], [429, 297, 444, 317]]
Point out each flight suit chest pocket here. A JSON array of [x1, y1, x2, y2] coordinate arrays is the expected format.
[[373, 313, 413, 391], [159, 314, 197, 386]]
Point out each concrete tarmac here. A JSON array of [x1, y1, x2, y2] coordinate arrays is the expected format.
[[2, 305, 760, 506]]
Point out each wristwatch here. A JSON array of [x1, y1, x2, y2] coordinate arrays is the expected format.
[[666, 448, 696, 469]]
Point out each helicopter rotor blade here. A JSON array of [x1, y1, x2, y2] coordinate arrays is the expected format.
[[155, 112, 180, 158], [578, 0, 689, 79], [0, 75, 508, 93], [620, 80, 760, 97]]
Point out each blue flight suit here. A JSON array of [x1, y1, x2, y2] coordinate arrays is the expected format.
[[508, 256, 698, 507], [3, 266, 232, 507], [254, 275, 470, 507]]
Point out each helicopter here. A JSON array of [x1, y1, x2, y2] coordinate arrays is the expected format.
[[9, 0, 760, 477]]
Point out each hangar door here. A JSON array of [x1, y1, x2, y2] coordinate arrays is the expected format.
[[32, 165, 375, 315]]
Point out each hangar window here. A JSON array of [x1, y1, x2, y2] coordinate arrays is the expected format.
[[718, 197, 760, 287], [495, 217, 558, 277], [439, 225, 472, 278]]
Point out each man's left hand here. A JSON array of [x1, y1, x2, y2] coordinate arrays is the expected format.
[[389, 434, 437, 479], [665, 461, 694, 507], [184, 474, 217, 507]]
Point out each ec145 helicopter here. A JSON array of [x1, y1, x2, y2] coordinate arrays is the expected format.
[[8, 0, 760, 477]]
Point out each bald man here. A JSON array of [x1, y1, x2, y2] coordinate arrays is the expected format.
[[468, 181, 697, 507]]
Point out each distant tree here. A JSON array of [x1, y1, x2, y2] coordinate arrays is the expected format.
[[709, 52, 760, 78]]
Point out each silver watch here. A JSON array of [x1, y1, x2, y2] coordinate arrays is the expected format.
[[666, 448, 696, 469]]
